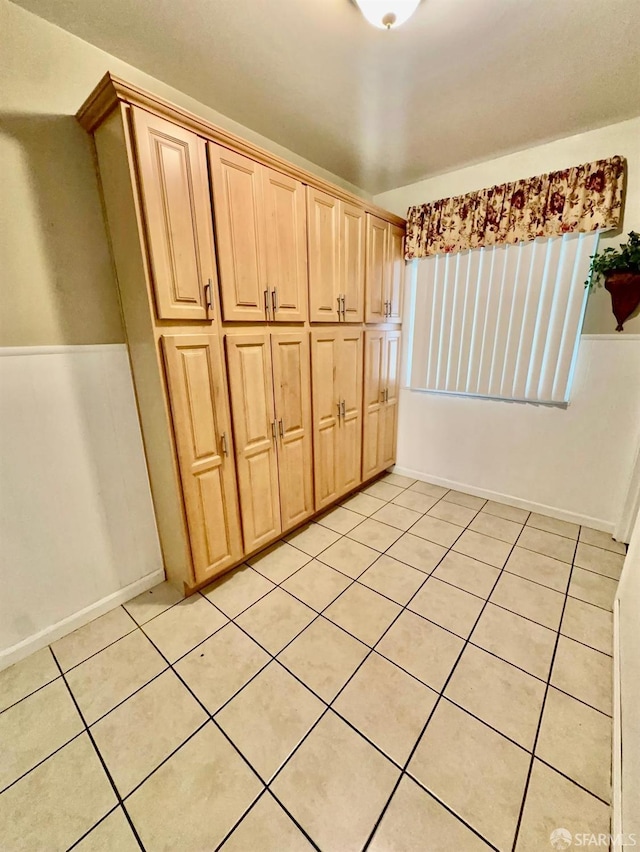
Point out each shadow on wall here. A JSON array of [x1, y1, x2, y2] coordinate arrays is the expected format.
[[0, 112, 123, 346]]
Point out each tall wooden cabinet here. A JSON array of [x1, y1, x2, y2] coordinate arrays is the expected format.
[[365, 215, 405, 323], [362, 330, 402, 479]]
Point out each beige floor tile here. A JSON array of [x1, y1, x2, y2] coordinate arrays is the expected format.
[[0, 679, 83, 791], [377, 610, 463, 691], [142, 595, 227, 662], [358, 555, 427, 605], [278, 618, 368, 701], [387, 532, 447, 574], [445, 645, 546, 750], [515, 760, 610, 852], [220, 792, 314, 851], [409, 480, 449, 498], [123, 581, 183, 625], [569, 567, 617, 611], [216, 662, 324, 781], [0, 734, 116, 852], [65, 631, 166, 725], [248, 541, 311, 583], [316, 506, 364, 535], [408, 577, 484, 638], [74, 809, 139, 852], [561, 597, 613, 655], [536, 687, 611, 802], [334, 653, 437, 764], [202, 565, 275, 618], [381, 472, 416, 488], [579, 526, 626, 554], [370, 502, 423, 531], [472, 604, 556, 680], [175, 623, 269, 713], [526, 513, 579, 540], [271, 711, 399, 852], [236, 588, 316, 654], [409, 700, 529, 851], [341, 492, 387, 516], [574, 542, 625, 580], [518, 527, 575, 563], [482, 500, 530, 524], [325, 583, 401, 646], [282, 559, 352, 611], [393, 489, 439, 513], [490, 572, 565, 630], [347, 518, 404, 551], [505, 546, 571, 592], [127, 723, 261, 851], [551, 636, 612, 715], [91, 670, 207, 796], [317, 536, 380, 578], [453, 529, 512, 568], [469, 512, 523, 544], [0, 647, 59, 713], [364, 480, 405, 501], [443, 489, 486, 510], [369, 775, 492, 852], [51, 607, 136, 672], [432, 550, 500, 598], [427, 499, 477, 527], [286, 522, 341, 556], [410, 515, 463, 548]]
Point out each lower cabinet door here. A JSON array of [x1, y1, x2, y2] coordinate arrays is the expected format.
[[337, 329, 363, 496], [362, 329, 385, 479], [225, 333, 282, 552], [380, 330, 401, 469], [311, 329, 342, 509], [162, 333, 243, 583]]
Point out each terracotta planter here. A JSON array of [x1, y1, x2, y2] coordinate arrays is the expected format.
[[604, 271, 640, 331]]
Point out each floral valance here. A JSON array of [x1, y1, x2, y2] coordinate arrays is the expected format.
[[405, 155, 626, 260]]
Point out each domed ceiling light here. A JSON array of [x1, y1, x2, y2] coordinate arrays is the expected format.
[[354, 0, 421, 29]]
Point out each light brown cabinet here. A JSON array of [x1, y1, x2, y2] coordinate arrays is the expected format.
[[365, 215, 405, 323], [362, 329, 402, 479]]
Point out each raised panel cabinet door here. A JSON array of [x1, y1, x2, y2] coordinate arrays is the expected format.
[[340, 202, 365, 322], [307, 187, 340, 323], [162, 334, 243, 583], [386, 224, 406, 323], [381, 331, 402, 469], [311, 329, 341, 509], [365, 215, 388, 323], [362, 330, 386, 480], [132, 108, 215, 321], [271, 332, 314, 531], [337, 329, 363, 496], [225, 333, 281, 551], [209, 144, 268, 322], [263, 169, 308, 322]]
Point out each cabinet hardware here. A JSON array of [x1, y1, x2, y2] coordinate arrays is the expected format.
[[380, 389, 385, 404], [278, 418, 284, 437], [272, 288, 278, 314], [204, 279, 213, 312], [220, 432, 228, 456], [385, 388, 389, 402], [341, 295, 346, 319], [337, 402, 341, 419], [341, 399, 346, 418], [271, 420, 277, 441], [336, 295, 342, 319], [264, 289, 271, 318]]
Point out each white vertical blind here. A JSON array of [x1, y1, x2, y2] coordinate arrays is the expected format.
[[408, 232, 599, 404]]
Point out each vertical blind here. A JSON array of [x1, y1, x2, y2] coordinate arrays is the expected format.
[[406, 231, 599, 404]]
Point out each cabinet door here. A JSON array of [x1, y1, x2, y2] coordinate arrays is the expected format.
[[337, 329, 363, 496], [209, 144, 268, 322], [307, 188, 340, 322], [162, 334, 243, 583], [271, 332, 314, 531], [311, 329, 341, 509], [365, 215, 388, 323], [386, 224, 406, 323], [263, 170, 308, 322], [340, 202, 365, 322], [132, 109, 215, 321], [225, 333, 281, 551], [380, 331, 402, 469], [362, 330, 385, 480]]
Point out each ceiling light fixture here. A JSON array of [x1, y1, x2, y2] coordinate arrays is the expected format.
[[354, 0, 420, 30]]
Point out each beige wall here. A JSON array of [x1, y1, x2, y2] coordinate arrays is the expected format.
[[0, 0, 369, 347], [375, 118, 640, 334]]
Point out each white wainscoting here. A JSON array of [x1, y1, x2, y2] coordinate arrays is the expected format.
[[0, 345, 164, 668], [394, 336, 640, 533]]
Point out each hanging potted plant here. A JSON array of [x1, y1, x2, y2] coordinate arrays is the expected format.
[[588, 231, 640, 331]]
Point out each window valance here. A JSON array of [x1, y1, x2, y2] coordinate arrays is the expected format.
[[405, 155, 625, 260]]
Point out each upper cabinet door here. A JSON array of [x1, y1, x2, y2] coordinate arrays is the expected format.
[[339, 202, 365, 323], [162, 334, 243, 583], [362, 329, 385, 480], [337, 329, 363, 496], [307, 188, 340, 323], [381, 330, 402, 469], [386, 224, 406, 323], [365, 215, 388, 324], [209, 144, 268, 322], [263, 170, 308, 322], [132, 108, 215, 321], [310, 329, 341, 509]]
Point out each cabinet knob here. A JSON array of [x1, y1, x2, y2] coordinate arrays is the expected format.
[[278, 418, 284, 437], [204, 279, 213, 312], [220, 432, 228, 456]]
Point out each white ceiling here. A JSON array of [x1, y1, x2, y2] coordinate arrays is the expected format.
[[13, 0, 640, 193]]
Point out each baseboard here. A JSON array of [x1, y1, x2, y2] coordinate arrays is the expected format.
[[0, 569, 165, 671], [391, 466, 615, 533], [612, 597, 622, 850]]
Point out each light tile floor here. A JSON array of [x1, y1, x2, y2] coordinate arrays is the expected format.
[[0, 473, 624, 851]]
